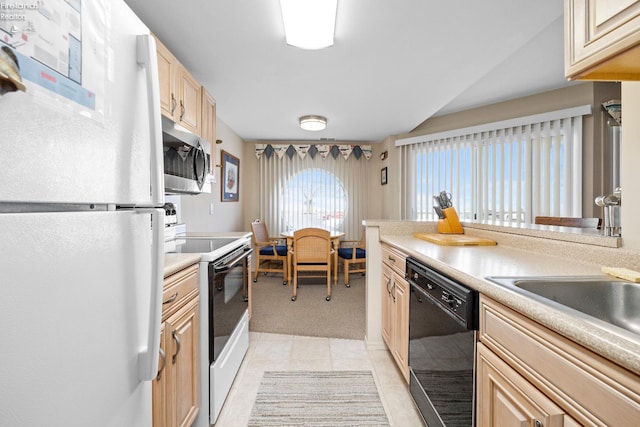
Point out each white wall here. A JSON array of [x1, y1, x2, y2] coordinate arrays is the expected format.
[[179, 118, 248, 233], [621, 82, 640, 250]]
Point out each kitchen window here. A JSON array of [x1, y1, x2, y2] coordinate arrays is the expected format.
[[397, 105, 592, 225], [256, 146, 369, 240], [282, 169, 347, 232]]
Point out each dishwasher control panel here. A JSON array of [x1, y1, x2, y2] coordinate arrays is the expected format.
[[406, 257, 478, 329]]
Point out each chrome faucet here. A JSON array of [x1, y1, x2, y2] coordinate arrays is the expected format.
[[595, 187, 622, 237]]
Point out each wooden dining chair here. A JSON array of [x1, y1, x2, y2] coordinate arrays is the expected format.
[[338, 229, 366, 287], [290, 228, 333, 302], [534, 216, 602, 229], [250, 219, 288, 285]]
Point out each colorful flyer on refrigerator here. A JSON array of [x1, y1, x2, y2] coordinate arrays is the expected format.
[[0, 0, 107, 122]]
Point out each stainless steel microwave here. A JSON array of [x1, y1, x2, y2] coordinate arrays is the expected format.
[[162, 117, 212, 195]]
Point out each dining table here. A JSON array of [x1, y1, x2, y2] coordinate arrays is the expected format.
[[280, 229, 345, 286]]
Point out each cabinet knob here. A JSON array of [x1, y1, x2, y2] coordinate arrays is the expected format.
[[535, 420, 543, 427]]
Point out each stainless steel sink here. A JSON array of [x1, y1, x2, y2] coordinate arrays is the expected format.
[[486, 276, 640, 336]]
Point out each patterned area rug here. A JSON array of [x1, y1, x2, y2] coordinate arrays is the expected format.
[[248, 371, 390, 426]]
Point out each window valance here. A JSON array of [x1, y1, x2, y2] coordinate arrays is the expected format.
[[255, 143, 372, 161]]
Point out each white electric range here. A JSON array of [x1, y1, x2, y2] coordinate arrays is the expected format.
[[166, 230, 252, 426]]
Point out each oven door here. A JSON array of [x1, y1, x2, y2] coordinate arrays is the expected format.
[[208, 246, 252, 363], [409, 282, 476, 427]]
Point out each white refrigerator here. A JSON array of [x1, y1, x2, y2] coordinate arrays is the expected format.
[[0, 1, 164, 426]]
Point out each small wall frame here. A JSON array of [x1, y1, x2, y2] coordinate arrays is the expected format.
[[221, 150, 240, 202]]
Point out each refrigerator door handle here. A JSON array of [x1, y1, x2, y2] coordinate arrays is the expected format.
[[136, 34, 165, 206], [138, 208, 164, 381]]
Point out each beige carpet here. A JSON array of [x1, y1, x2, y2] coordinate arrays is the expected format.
[[249, 273, 366, 340]]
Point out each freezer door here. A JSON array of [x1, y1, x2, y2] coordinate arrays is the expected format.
[[0, 0, 162, 206], [0, 211, 155, 426]]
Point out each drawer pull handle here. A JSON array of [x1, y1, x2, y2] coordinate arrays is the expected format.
[[163, 292, 178, 305], [388, 256, 396, 262], [172, 330, 181, 364]]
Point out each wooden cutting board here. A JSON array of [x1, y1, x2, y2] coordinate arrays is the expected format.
[[413, 232, 497, 246]]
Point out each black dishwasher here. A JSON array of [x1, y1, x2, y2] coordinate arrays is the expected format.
[[406, 257, 479, 427]]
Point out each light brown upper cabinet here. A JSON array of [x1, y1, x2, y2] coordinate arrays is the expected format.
[[565, 0, 640, 80], [154, 35, 202, 135], [201, 88, 217, 174]]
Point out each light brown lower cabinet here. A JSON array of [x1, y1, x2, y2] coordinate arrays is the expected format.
[[477, 343, 579, 426], [478, 295, 640, 426], [381, 244, 409, 383], [154, 264, 200, 427]]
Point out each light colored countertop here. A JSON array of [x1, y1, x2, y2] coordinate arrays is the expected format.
[[164, 253, 201, 278], [367, 220, 640, 375]]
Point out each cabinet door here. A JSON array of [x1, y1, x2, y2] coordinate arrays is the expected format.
[[381, 264, 393, 348], [392, 274, 409, 382], [154, 36, 176, 119], [566, 0, 640, 80], [166, 297, 200, 427], [201, 89, 217, 175], [153, 324, 167, 427], [176, 66, 202, 135], [477, 343, 571, 427]]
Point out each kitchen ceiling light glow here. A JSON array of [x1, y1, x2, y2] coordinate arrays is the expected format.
[[279, 0, 337, 50], [299, 115, 327, 131]]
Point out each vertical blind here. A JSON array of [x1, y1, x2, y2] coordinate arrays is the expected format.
[[397, 105, 591, 224], [258, 153, 369, 240]]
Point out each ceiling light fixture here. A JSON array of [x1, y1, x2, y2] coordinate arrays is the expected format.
[[279, 0, 337, 50], [299, 115, 327, 131]]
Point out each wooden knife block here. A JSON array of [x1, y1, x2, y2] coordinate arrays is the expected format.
[[437, 207, 464, 234]]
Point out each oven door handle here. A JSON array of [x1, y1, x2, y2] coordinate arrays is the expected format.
[[214, 248, 253, 273]]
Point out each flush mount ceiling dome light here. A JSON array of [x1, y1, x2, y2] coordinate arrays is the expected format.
[[299, 115, 327, 131], [280, 0, 338, 50]]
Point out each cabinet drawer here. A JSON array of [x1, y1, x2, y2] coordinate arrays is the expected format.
[[163, 263, 199, 319], [381, 244, 407, 277], [479, 295, 640, 426]]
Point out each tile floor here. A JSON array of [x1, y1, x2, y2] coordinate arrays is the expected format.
[[215, 332, 424, 426]]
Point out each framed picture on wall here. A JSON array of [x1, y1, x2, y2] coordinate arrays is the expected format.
[[381, 167, 388, 185], [221, 150, 240, 202]]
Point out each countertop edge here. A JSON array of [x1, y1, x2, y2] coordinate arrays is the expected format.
[[164, 253, 201, 278]]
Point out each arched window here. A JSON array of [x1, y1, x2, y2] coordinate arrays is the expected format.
[[282, 168, 347, 232], [257, 149, 369, 240]]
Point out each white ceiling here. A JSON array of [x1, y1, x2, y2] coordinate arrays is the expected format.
[[124, 0, 574, 143]]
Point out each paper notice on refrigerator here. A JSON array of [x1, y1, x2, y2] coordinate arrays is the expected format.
[[0, 0, 107, 122]]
